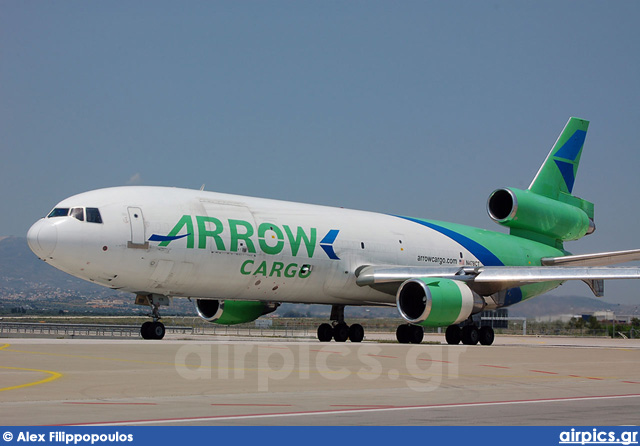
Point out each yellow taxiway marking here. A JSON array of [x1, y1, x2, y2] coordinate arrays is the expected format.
[[1, 347, 425, 379], [0, 366, 63, 392], [1, 345, 636, 386], [0, 346, 459, 380], [5, 348, 185, 367], [0, 344, 63, 392]]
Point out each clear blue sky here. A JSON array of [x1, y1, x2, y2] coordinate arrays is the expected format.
[[2, 1, 640, 305]]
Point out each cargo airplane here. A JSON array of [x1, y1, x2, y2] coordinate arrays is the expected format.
[[27, 118, 640, 344]]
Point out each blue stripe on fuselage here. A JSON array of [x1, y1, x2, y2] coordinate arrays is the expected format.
[[394, 215, 523, 305], [394, 216, 503, 266]]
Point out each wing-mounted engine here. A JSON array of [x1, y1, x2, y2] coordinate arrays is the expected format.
[[487, 187, 595, 245], [195, 299, 279, 325], [396, 278, 485, 327]]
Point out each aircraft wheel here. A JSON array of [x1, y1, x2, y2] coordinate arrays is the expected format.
[[396, 324, 411, 344], [479, 326, 495, 346], [151, 321, 166, 340], [333, 323, 349, 342], [461, 325, 479, 345], [317, 323, 333, 342], [141, 321, 153, 339], [348, 323, 365, 343], [445, 325, 461, 345], [409, 325, 424, 344]]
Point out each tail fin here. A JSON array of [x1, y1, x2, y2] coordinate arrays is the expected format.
[[487, 117, 595, 248], [529, 117, 589, 199]]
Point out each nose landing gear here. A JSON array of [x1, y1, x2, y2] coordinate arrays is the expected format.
[[141, 320, 165, 340], [135, 294, 169, 340]]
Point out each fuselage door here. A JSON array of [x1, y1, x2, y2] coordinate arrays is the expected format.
[[127, 207, 149, 249]]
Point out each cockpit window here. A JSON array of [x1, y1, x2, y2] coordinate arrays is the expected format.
[[86, 208, 103, 224], [70, 207, 85, 221], [46, 207, 102, 223], [47, 208, 69, 218]]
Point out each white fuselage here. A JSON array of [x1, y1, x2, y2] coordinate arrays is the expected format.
[[27, 186, 494, 306]]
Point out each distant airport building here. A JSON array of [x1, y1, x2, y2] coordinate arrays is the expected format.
[[585, 311, 638, 324], [480, 309, 509, 329]]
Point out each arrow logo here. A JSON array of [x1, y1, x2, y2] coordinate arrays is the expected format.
[[149, 233, 191, 243], [320, 229, 340, 260], [553, 129, 586, 194]]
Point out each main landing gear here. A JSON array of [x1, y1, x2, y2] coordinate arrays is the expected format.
[[445, 323, 494, 346], [395, 324, 424, 344], [317, 305, 365, 342], [136, 294, 167, 340]]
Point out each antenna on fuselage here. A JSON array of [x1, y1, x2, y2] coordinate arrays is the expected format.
[[200, 184, 205, 191]]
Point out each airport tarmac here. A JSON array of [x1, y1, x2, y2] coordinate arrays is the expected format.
[[1, 334, 639, 426]]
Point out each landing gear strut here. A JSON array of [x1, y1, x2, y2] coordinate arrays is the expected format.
[[136, 294, 168, 340], [316, 305, 365, 343]]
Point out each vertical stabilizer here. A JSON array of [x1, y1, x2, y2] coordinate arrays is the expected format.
[[488, 117, 595, 248], [529, 117, 589, 199]]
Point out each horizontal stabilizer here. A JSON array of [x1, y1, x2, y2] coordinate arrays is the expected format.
[[541, 249, 640, 267]]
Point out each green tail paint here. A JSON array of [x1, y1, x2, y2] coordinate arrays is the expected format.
[[529, 117, 590, 198], [488, 117, 595, 248]]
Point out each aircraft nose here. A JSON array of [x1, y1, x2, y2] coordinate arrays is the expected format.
[[27, 219, 58, 259]]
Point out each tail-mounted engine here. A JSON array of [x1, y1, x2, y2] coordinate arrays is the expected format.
[[487, 187, 595, 243]]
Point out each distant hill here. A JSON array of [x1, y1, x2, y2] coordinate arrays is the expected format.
[[0, 236, 123, 295], [508, 294, 637, 318], [0, 237, 399, 318], [0, 236, 194, 315]]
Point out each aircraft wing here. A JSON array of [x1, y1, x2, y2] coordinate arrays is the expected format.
[[355, 263, 640, 297]]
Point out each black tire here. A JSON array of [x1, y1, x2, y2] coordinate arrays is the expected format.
[[141, 321, 153, 340], [409, 325, 424, 344], [445, 325, 461, 345], [317, 323, 333, 342], [461, 325, 479, 345], [151, 321, 166, 340], [396, 324, 411, 344], [479, 326, 495, 346], [333, 323, 349, 342], [348, 323, 365, 343]]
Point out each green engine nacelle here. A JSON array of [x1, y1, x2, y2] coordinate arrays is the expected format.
[[195, 299, 278, 325], [396, 278, 485, 327], [487, 187, 594, 242]]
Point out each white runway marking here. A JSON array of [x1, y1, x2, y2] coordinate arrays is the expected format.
[[72, 393, 640, 426]]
